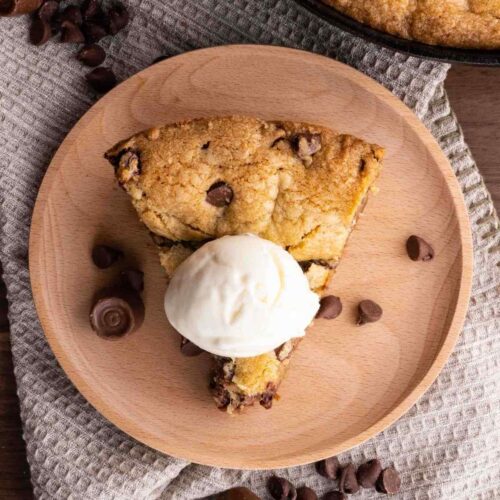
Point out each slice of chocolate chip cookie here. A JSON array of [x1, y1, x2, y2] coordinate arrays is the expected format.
[[105, 116, 384, 413]]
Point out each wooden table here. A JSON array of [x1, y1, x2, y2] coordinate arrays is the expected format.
[[0, 65, 498, 498]]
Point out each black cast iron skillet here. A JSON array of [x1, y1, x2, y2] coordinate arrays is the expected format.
[[295, 0, 500, 65]]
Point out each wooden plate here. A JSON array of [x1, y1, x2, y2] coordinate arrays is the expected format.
[[29, 45, 473, 469]]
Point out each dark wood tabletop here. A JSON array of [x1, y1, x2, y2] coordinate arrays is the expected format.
[[0, 65, 499, 499]]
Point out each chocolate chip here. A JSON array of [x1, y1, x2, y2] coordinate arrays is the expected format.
[[81, 0, 102, 20], [60, 5, 82, 25], [357, 300, 383, 325], [76, 44, 105, 66], [91, 244, 123, 268], [86, 67, 116, 93], [315, 456, 340, 479], [60, 20, 85, 43], [206, 181, 233, 207], [82, 21, 107, 42], [90, 286, 145, 339], [107, 2, 129, 34], [316, 295, 342, 319], [37, 0, 59, 22], [356, 459, 382, 489], [121, 269, 144, 292], [339, 464, 359, 494], [296, 486, 317, 500], [201, 141, 210, 150], [0, 280, 6, 300], [376, 467, 401, 495], [267, 476, 297, 500], [323, 493, 346, 500], [292, 133, 321, 160], [214, 487, 261, 500], [406, 235, 434, 261], [180, 337, 204, 357], [260, 382, 277, 409], [29, 18, 52, 45]]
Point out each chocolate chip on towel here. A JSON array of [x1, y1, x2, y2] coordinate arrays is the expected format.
[[60, 20, 85, 43], [406, 235, 434, 261], [91, 244, 123, 268], [37, 0, 59, 22], [296, 486, 317, 500], [214, 487, 261, 500], [356, 459, 382, 489], [77, 44, 106, 66], [267, 476, 297, 500], [376, 467, 401, 495], [86, 67, 117, 93], [357, 299, 383, 325], [29, 18, 52, 45], [315, 456, 340, 479], [323, 493, 346, 500], [339, 464, 359, 494], [316, 295, 342, 319], [206, 181, 234, 207], [60, 5, 83, 25], [107, 2, 129, 34]]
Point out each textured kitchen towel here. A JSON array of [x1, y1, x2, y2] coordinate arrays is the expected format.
[[0, 1, 499, 499]]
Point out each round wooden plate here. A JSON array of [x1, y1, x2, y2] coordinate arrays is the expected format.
[[30, 45, 473, 469]]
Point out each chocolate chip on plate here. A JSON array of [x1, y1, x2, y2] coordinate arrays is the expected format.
[[180, 337, 204, 357], [37, 0, 59, 22], [339, 464, 359, 494], [214, 487, 261, 500], [86, 67, 117, 93], [76, 43, 106, 66], [60, 5, 83, 25], [91, 244, 123, 268], [29, 18, 52, 45], [376, 467, 401, 495], [356, 459, 382, 489], [89, 286, 145, 339], [406, 235, 434, 262], [357, 299, 383, 325], [206, 181, 234, 207], [121, 269, 144, 292], [60, 20, 85, 43], [323, 492, 346, 500], [107, 1, 129, 34], [82, 21, 107, 43], [316, 295, 342, 319], [267, 476, 297, 500], [296, 486, 317, 500], [315, 456, 340, 479]]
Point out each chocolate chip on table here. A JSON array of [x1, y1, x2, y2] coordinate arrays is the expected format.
[[356, 459, 382, 489], [315, 456, 340, 479], [107, 1, 129, 35], [206, 181, 234, 207], [292, 133, 321, 160], [121, 269, 144, 292], [60, 5, 83, 25], [89, 286, 145, 339], [60, 20, 85, 43], [339, 464, 359, 494], [91, 244, 123, 268], [296, 486, 317, 500], [406, 235, 434, 262], [82, 21, 107, 42], [267, 476, 297, 500], [376, 467, 401, 495], [76, 43, 105, 66], [357, 299, 383, 325], [29, 18, 52, 45], [37, 0, 59, 22], [315, 295, 342, 320], [180, 336, 204, 357], [323, 492, 346, 500], [214, 487, 261, 500], [86, 67, 117, 93]]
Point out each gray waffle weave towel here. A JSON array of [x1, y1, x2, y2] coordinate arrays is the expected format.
[[0, 1, 499, 499]]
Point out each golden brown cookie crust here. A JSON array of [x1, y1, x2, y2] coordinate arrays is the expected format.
[[322, 0, 500, 49]]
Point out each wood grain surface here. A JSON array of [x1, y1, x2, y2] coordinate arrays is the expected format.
[[0, 63, 497, 493], [28, 46, 472, 469]]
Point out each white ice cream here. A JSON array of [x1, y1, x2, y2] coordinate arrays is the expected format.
[[164, 234, 319, 358]]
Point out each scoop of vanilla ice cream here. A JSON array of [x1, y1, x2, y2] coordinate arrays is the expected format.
[[164, 234, 319, 358]]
